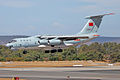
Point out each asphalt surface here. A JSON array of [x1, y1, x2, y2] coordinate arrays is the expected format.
[[0, 66, 120, 80]]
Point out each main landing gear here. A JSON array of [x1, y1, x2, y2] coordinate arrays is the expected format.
[[45, 49, 63, 53]]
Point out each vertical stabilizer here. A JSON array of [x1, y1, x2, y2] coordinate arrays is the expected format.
[[77, 13, 114, 35]]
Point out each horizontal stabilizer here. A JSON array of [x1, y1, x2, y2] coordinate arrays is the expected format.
[[85, 13, 114, 19]]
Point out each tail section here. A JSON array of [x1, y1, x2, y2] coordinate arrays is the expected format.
[[77, 13, 114, 35]]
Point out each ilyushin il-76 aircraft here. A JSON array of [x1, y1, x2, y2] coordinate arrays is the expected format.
[[6, 13, 114, 53]]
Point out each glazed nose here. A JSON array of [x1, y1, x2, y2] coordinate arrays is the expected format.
[[6, 43, 10, 47], [5, 43, 13, 48]]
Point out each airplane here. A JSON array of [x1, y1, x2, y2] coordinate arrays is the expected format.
[[6, 13, 114, 53]]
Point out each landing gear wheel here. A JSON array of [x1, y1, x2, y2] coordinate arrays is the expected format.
[[45, 50, 50, 53], [51, 49, 57, 53], [58, 49, 63, 52], [23, 50, 27, 54]]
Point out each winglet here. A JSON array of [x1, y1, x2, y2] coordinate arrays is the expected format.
[[85, 13, 114, 19]]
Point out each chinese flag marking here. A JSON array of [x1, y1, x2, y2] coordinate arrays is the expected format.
[[89, 23, 93, 26]]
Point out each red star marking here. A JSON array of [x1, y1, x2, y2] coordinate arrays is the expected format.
[[89, 23, 93, 26]]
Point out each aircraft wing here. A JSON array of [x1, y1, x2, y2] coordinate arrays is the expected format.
[[37, 35, 89, 41], [57, 36, 89, 41]]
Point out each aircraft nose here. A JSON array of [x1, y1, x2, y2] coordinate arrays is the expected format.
[[5, 43, 13, 48], [5, 43, 10, 47]]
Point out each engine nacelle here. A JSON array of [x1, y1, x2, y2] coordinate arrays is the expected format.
[[48, 39, 62, 45], [39, 39, 48, 45]]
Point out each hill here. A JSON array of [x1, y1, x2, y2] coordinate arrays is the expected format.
[[91, 37, 120, 43]]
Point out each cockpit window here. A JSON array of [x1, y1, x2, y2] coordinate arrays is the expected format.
[[8, 40, 17, 43]]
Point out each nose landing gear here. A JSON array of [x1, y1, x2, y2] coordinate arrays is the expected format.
[[23, 50, 28, 54]]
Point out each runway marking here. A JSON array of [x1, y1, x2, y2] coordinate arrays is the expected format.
[[0, 75, 102, 79]]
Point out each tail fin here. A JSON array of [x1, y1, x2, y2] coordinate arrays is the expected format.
[[77, 13, 114, 35]]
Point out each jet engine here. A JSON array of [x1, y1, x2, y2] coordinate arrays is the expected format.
[[39, 39, 48, 45], [39, 39, 62, 45], [48, 39, 62, 45]]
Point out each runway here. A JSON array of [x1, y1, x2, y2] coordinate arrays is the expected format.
[[0, 66, 120, 80]]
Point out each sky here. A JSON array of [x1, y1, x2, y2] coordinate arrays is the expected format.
[[0, 0, 120, 37]]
